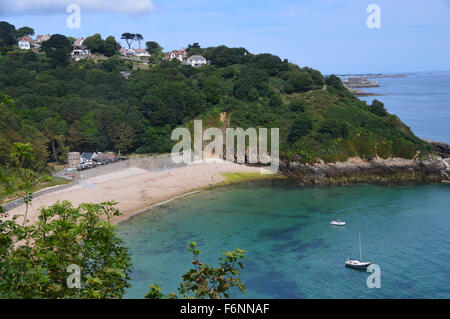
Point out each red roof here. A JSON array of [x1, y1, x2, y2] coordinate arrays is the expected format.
[[74, 37, 84, 46], [19, 36, 35, 43]]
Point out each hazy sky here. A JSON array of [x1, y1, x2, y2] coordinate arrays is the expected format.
[[1, 0, 449, 74]]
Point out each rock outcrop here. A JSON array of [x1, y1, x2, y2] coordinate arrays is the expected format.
[[423, 140, 450, 158], [279, 156, 449, 185]]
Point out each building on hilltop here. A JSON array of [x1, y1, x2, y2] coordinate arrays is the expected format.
[[18, 36, 35, 50], [164, 48, 188, 62], [71, 45, 91, 61], [183, 55, 210, 68], [73, 37, 85, 47], [135, 47, 150, 57], [119, 47, 138, 57], [70, 37, 91, 60], [36, 34, 51, 43], [34, 34, 50, 48]]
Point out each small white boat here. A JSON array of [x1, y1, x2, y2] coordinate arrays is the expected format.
[[346, 233, 371, 269], [330, 220, 346, 226], [345, 259, 371, 269]]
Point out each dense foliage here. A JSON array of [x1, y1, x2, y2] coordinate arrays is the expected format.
[[0, 201, 132, 298], [146, 242, 247, 299], [0, 21, 432, 169], [83, 33, 120, 57]]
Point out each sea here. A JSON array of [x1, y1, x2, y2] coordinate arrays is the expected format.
[[119, 71, 450, 299], [359, 71, 450, 144]]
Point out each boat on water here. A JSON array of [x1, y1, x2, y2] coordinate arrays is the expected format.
[[330, 220, 346, 226], [345, 233, 371, 269]]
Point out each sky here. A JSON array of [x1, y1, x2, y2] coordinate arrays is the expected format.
[[1, 0, 449, 74]]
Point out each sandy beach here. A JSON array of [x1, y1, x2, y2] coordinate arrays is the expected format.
[[6, 162, 261, 225]]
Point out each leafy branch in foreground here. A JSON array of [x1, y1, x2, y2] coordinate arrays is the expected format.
[[145, 242, 247, 299], [0, 201, 131, 299]]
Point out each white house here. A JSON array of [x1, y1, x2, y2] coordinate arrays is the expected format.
[[36, 34, 51, 43], [135, 47, 150, 57], [73, 37, 84, 47], [119, 47, 137, 57], [183, 55, 209, 68], [34, 34, 50, 48], [164, 48, 188, 62], [80, 152, 97, 165], [71, 45, 91, 60], [18, 36, 34, 50]]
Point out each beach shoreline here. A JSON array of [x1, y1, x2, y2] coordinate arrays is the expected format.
[[5, 154, 449, 226], [4, 162, 262, 225]]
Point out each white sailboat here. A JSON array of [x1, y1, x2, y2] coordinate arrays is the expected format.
[[330, 219, 346, 226], [345, 233, 371, 269]]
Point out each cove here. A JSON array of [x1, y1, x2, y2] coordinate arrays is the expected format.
[[118, 180, 450, 299]]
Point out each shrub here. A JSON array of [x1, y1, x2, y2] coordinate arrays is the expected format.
[[288, 115, 313, 142], [285, 72, 313, 94], [369, 99, 388, 116], [318, 118, 349, 138], [289, 98, 306, 112]]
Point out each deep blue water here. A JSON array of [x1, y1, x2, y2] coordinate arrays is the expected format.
[[119, 182, 450, 299], [359, 71, 450, 144]]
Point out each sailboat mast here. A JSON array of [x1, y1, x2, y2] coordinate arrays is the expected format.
[[359, 233, 362, 261]]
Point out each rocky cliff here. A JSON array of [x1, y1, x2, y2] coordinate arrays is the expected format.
[[423, 140, 450, 158], [279, 156, 450, 185]]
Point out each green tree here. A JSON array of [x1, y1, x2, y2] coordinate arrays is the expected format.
[[121, 33, 135, 50], [368, 99, 388, 116], [146, 41, 163, 61], [186, 42, 202, 55], [289, 98, 306, 112], [0, 201, 132, 299], [135, 33, 144, 48], [103, 36, 120, 57], [0, 21, 16, 49], [325, 74, 345, 90], [318, 118, 349, 138], [285, 72, 313, 94], [10, 142, 34, 168], [42, 114, 68, 162], [16, 26, 34, 38], [205, 46, 250, 67], [288, 116, 313, 142], [309, 69, 325, 87], [145, 242, 246, 299], [83, 33, 104, 54], [40, 34, 72, 65], [108, 122, 135, 153], [21, 50, 38, 62]]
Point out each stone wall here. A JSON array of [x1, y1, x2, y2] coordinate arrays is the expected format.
[[2, 182, 77, 211]]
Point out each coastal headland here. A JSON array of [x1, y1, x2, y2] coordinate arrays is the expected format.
[[280, 156, 450, 185]]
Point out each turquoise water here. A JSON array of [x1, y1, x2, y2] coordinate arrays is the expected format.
[[119, 181, 450, 299], [359, 71, 450, 144]]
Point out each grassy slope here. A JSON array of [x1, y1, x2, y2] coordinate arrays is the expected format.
[[0, 170, 71, 205], [230, 82, 432, 164]]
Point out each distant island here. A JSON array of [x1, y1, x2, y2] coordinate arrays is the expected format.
[[337, 73, 409, 78]]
